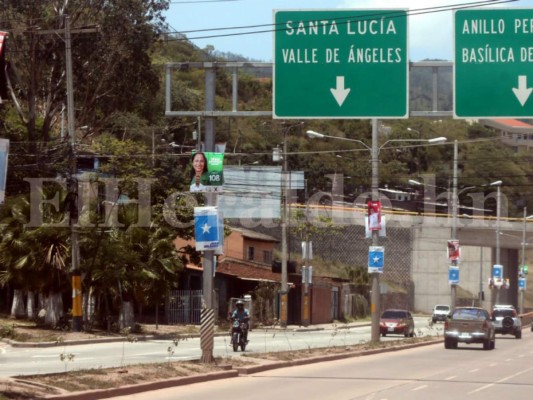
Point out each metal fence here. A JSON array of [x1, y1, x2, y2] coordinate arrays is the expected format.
[[166, 289, 203, 325]]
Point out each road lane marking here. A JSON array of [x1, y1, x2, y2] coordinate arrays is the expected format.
[[469, 366, 533, 394], [469, 369, 479, 373], [489, 363, 497, 367], [412, 385, 427, 391], [445, 376, 456, 380]]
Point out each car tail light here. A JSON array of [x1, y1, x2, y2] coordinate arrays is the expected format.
[[512, 310, 517, 317], [444, 320, 449, 330], [482, 320, 489, 330]]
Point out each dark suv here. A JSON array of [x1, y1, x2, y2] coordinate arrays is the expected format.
[[491, 305, 522, 339]]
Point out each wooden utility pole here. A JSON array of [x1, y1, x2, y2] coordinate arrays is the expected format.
[[32, 17, 98, 331]]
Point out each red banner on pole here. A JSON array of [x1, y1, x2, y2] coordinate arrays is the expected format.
[[367, 201, 382, 231], [447, 240, 460, 262]]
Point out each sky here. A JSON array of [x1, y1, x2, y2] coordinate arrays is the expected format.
[[165, 0, 533, 62]]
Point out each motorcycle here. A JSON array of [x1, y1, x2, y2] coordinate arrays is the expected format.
[[230, 318, 248, 352]]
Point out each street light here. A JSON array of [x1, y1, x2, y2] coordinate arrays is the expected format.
[[306, 128, 445, 343]]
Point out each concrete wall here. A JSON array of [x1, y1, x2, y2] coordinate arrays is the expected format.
[[412, 223, 493, 313]]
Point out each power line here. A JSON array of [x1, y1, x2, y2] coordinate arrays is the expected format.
[[165, 0, 517, 41]]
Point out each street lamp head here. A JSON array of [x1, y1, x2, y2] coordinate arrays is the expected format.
[[408, 179, 422, 186], [306, 130, 325, 139], [428, 136, 447, 143], [490, 180, 503, 186]]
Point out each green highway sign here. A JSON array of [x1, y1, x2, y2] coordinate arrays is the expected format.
[[273, 9, 408, 119], [455, 8, 533, 118]]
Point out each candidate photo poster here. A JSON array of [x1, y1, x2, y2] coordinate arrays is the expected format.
[[189, 151, 224, 193]]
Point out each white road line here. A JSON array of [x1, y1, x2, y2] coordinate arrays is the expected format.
[[445, 376, 456, 380], [469, 369, 479, 373], [489, 363, 497, 367], [469, 366, 533, 395], [412, 385, 428, 391]]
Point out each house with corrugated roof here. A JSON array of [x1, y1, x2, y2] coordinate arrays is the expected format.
[[173, 226, 350, 325]]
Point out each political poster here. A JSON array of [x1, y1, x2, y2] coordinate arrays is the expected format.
[[368, 246, 384, 274], [194, 206, 224, 251], [367, 201, 382, 231], [189, 152, 224, 193], [447, 240, 460, 262]]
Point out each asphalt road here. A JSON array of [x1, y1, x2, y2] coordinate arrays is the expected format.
[[0, 317, 438, 377], [111, 328, 533, 400]]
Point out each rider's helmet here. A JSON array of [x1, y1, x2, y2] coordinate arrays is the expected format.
[[236, 300, 244, 308]]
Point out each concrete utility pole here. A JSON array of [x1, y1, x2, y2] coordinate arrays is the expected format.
[[200, 66, 216, 363], [450, 140, 458, 310], [280, 130, 289, 328], [370, 119, 381, 344]]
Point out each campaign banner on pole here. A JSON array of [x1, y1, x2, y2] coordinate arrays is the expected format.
[[492, 264, 503, 279], [0, 139, 9, 204], [189, 152, 224, 193], [367, 201, 382, 230], [365, 215, 386, 238], [449, 266, 459, 285], [447, 240, 460, 262], [194, 206, 224, 251], [368, 246, 384, 274]]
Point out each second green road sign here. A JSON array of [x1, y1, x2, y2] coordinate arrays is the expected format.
[[455, 8, 533, 118], [273, 9, 408, 119]]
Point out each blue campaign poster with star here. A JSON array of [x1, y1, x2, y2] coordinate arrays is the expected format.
[[449, 266, 459, 285], [194, 206, 223, 251], [368, 246, 384, 274]]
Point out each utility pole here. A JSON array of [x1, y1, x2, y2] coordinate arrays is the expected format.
[[200, 66, 216, 363], [370, 118, 381, 343], [450, 140, 458, 310], [30, 16, 98, 332], [280, 130, 289, 328], [65, 15, 82, 332]]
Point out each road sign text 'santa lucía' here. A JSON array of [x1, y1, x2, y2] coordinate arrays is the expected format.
[[273, 9, 408, 119], [454, 8, 533, 118]]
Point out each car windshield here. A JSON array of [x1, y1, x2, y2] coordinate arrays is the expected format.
[[435, 306, 449, 311], [452, 308, 487, 320], [381, 311, 407, 319]]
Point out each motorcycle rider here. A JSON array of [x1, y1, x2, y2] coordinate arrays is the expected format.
[[230, 300, 250, 343]]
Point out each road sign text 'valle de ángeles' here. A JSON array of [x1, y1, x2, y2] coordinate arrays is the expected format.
[[455, 8, 533, 118], [273, 9, 408, 119]]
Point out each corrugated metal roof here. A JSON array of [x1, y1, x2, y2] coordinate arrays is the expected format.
[[231, 227, 279, 242]]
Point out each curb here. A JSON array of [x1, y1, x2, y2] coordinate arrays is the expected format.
[[41, 337, 441, 399], [236, 338, 441, 375], [44, 370, 239, 400]]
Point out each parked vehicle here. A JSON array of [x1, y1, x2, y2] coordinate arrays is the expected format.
[[491, 305, 522, 339], [432, 304, 450, 323], [230, 318, 248, 352], [444, 306, 495, 350], [379, 309, 415, 337]]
